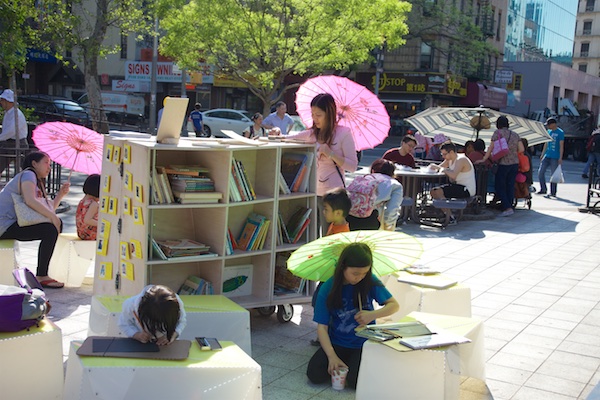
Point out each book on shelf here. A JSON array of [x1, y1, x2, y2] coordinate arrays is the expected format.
[[165, 165, 210, 176], [297, 152, 314, 193], [178, 276, 214, 295], [278, 171, 291, 195], [237, 218, 260, 251], [228, 171, 242, 202], [230, 159, 249, 201], [151, 172, 163, 204], [172, 190, 222, 204], [155, 238, 213, 258], [278, 213, 292, 244], [237, 212, 269, 251], [225, 228, 237, 255], [286, 207, 312, 242], [252, 219, 270, 251], [281, 152, 308, 189], [236, 160, 256, 199], [150, 237, 167, 260], [156, 166, 174, 203], [291, 217, 310, 243]]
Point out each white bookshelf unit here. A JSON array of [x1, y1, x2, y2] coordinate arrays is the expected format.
[[93, 135, 317, 310]]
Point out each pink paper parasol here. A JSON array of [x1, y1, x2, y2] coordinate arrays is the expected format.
[[295, 75, 390, 151], [32, 122, 104, 178]]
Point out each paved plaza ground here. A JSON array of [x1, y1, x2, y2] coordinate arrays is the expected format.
[[13, 142, 600, 400]]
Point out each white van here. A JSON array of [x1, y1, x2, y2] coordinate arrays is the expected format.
[[79, 92, 145, 117]]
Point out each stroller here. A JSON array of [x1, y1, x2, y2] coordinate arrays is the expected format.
[[513, 150, 532, 209]]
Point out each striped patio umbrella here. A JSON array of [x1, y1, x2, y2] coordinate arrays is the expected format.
[[406, 106, 553, 146]]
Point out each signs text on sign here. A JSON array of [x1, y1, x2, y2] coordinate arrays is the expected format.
[[125, 61, 192, 83], [112, 80, 151, 93], [494, 69, 513, 84], [356, 72, 467, 97]]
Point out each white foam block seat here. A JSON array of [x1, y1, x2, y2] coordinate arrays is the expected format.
[[63, 340, 262, 400], [0, 239, 19, 285], [0, 319, 63, 400], [48, 233, 96, 287]]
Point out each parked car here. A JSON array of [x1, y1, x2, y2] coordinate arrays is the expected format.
[[200, 109, 253, 137], [18, 95, 91, 127]]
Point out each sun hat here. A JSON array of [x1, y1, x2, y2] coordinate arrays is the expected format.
[[0, 89, 15, 103], [432, 133, 448, 145]]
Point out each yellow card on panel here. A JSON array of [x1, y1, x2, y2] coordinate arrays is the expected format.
[[105, 144, 114, 162], [124, 171, 133, 191], [130, 239, 143, 259], [99, 219, 111, 238], [96, 237, 108, 256], [112, 146, 121, 164], [121, 260, 134, 281], [133, 207, 144, 225], [108, 197, 118, 215], [100, 196, 109, 213], [134, 182, 143, 203], [123, 144, 132, 164], [123, 197, 132, 215], [102, 175, 111, 193], [120, 241, 131, 260], [99, 262, 113, 280]]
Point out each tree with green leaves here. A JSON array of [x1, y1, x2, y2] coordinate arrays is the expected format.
[[159, 0, 411, 115], [40, 0, 153, 132], [404, 0, 498, 80]]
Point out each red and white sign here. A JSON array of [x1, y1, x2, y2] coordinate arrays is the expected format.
[[125, 61, 191, 83], [112, 80, 151, 93]]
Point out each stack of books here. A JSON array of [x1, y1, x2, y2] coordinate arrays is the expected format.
[[177, 275, 214, 295], [280, 152, 314, 193], [229, 157, 256, 202], [151, 166, 176, 204], [155, 238, 215, 258], [166, 165, 221, 204], [236, 212, 270, 251], [278, 207, 311, 244], [274, 253, 307, 295]]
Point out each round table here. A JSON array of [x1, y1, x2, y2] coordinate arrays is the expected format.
[[394, 166, 447, 223]]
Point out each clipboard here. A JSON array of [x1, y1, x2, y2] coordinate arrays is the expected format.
[[156, 97, 190, 144], [76, 336, 191, 360]]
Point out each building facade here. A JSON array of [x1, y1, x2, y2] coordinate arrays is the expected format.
[[573, 0, 600, 76], [504, 0, 578, 65]]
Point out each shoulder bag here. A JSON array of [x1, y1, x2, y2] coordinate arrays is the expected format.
[[11, 171, 54, 227], [491, 130, 512, 163]]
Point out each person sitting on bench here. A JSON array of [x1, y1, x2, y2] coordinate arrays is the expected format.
[[429, 142, 476, 225]]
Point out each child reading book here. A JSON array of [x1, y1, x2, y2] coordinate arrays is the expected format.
[[76, 174, 100, 240], [118, 285, 187, 345], [307, 243, 399, 389]]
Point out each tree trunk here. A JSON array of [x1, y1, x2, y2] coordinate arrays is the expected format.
[[83, 55, 109, 133]]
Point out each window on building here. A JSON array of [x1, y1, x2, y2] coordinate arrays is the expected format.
[[579, 64, 588, 73], [420, 42, 433, 69], [583, 21, 592, 35], [496, 11, 502, 40], [586, 0, 595, 12], [120, 32, 128, 59], [581, 42, 590, 57]]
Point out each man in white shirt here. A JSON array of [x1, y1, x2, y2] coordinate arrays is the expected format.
[[0, 89, 28, 176], [262, 101, 294, 135]]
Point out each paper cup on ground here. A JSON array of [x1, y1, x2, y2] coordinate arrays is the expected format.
[[331, 367, 349, 390]]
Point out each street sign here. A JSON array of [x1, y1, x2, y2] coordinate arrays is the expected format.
[[495, 69, 513, 84]]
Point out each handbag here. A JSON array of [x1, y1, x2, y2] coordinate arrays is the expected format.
[[491, 130, 511, 163], [549, 165, 565, 184], [11, 172, 53, 227]]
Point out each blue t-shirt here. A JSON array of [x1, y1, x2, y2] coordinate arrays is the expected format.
[[313, 275, 392, 349], [190, 110, 203, 131], [544, 127, 564, 159]]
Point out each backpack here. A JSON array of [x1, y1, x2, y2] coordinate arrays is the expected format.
[[0, 285, 49, 332], [347, 174, 385, 218], [0, 268, 50, 332], [588, 133, 600, 153]]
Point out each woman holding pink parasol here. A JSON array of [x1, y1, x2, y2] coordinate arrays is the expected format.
[[0, 151, 69, 288], [287, 93, 358, 235]]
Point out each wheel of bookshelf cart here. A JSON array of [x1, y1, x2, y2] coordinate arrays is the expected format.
[[276, 304, 294, 323], [257, 306, 276, 316]]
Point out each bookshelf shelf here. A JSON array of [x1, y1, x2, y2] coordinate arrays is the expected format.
[[93, 135, 317, 310]]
